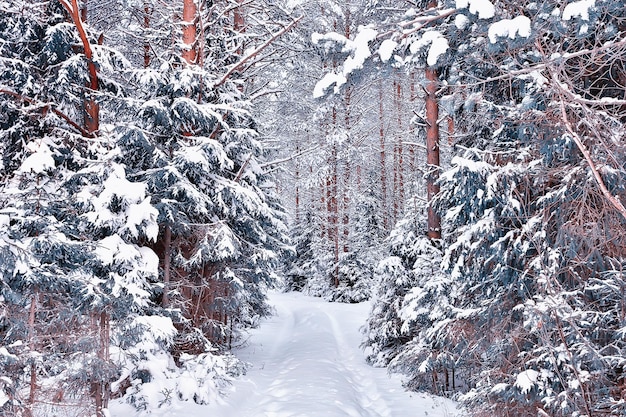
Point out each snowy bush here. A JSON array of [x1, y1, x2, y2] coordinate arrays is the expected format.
[[112, 316, 243, 413]]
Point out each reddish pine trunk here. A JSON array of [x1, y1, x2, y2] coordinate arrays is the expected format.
[[409, 71, 417, 173], [89, 312, 110, 417], [27, 294, 37, 415], [329, 143, 339, 287], [60, 0, 99, 134], [295, 140, 301, 224], [143, 1, 152, 67], [162, 225, 172, 307], [342, 87, 351, 253], [395, 76, 404, 220], [182, 0, 197, 64], [234, 0, 245, 56], [425, 68, 441, 240]]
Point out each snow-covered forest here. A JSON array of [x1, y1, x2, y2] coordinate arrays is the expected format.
[[1, 0, 625, 416]]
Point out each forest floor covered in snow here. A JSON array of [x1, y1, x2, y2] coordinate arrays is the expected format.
[[112, 291, 463, 417]]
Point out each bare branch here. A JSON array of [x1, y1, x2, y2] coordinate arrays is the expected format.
[[215, 16, 303, 87], [259, 145, 317, 169], [559, 98, 626, 220]]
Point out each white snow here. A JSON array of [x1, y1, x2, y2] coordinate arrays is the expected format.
[[110, 291, 462, 416], [488, 16, 532, 43], [0, 388, 8, 408], [313, 71, 348, 98], [19, 141, 55, 174], [455, 0, 495, 19], [454, 14, 470, 30], [313, 27, 378, 97], [343, 27, 378, 75], [562, 0, 595, 21], [134, 316, 177, 343], [379, 39, 398, 63], [410, 31, 449, 66], [515, 369, 539, 394]]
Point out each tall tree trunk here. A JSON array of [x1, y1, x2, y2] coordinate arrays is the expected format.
[[393, 74, 404, 223], [331, 108, 339, 286], [342, 87, 352, 253], [60, 0, 99, 134], [341, 12, 351, 254], [234, 0, 245, 56], [295, 139, 301, 224], [409, 71, 417, 174], [162, 225, 172, 307], [182, 0, 197, 64], [378, 79, 388, 231], [94, 312, 110, 417], [143, 1, 152, 68], [329, 142, 339, 287], [425, 67, 441, 240], [26, 292, 37, 417]]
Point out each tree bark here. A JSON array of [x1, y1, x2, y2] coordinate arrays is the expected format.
[[143, 1, 152, 68], [182, 0, 197, 65], [342, 86, 351, 253], [27, 293, 37, 416], [162, 225, 172, 307], [295, 139, 301, 224], [94, 312, 110, 417], [233, 0, 245, 58], [425, 67, 441, 239], [59, 0, 99, 134], [378, 79, 388, 231], [395, 75, 404, 222]]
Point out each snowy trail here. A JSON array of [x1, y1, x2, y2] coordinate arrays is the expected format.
[[113, 291, 462, 417]]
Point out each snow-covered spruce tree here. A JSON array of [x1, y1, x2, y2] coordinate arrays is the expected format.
[[110, 0, 290, 357], [0, 1, 159, 415], [362, 200, 445, 364], [402, 1, 626, 416], [0, 0, 286, 414], [330, 170, 386, 303], [0, 2, 98, 414], [284, 207, 320, 292], [431, 2, 626, 416]]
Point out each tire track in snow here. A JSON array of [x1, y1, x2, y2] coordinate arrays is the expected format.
[[320, 305, 392, 417], [150, 291, 463, 417]]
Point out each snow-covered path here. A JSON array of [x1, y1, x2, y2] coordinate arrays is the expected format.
[[114, 291, 462, 417]]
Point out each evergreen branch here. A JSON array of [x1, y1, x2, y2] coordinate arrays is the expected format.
[[537, 37, 626, 221], [215, 16, 303, 87], [0, 88, 95, 138]]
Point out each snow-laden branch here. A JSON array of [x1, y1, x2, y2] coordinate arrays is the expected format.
[[0, 88, 95, 138], [259, 146, 318, 169], [458, 37, 626, 88], [215, 16, 303, 87], [558, 98, 626, 220]]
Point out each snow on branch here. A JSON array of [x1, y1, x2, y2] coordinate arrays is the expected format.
[[488, 16, 531, 43], [562, 0, 596, 21], [215, 16, 303, 87], [455, 0, 495, 19], [0, 88, 95, 138], [312, 26, 378, 98]]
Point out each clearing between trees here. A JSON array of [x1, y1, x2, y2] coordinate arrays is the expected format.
[[112, 291, 461, 417]]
